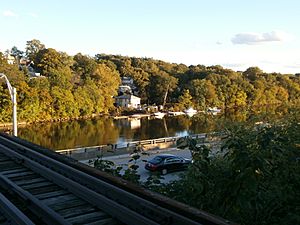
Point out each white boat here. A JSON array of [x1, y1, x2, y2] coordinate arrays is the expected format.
[[184, 107, 197, 116], [207, 107, 221, 115], [168, 111, 185, 116], [152, 112, 166, 118]]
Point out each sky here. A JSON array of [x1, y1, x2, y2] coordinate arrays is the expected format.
[[0, 0, 299, 74]]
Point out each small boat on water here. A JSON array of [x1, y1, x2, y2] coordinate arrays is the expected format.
[[168, 111, 185, 116], [184, 107, 197, 117], [207, 107, 221, 115], [152, 112, 166, 118], [131, 114, 150, 119]]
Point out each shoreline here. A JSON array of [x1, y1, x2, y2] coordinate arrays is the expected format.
[[0, 113, 152, 128]]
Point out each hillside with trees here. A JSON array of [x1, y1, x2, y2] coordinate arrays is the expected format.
[[1, 39, 300, 123]]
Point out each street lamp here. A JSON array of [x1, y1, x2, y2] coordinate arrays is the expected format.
[[0, 73, 17, 136]]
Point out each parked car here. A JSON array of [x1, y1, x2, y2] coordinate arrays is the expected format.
[[145, 154, 192, 175]]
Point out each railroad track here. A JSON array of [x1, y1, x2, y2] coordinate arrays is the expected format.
[[0, 133, 232, 225]]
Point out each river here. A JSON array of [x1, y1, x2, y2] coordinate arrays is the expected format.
[[1, 105, 295, 150], [14, 115, 217, 150]]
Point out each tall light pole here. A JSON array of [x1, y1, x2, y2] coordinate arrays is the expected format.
[[0, 73, 17, 136]]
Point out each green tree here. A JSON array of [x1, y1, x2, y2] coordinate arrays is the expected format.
[[28, 77, 53, 120], [147, 71, 178, 106], [243, 67, 264, 82], [176, 89, 193, 110], [48, 67, 73, 90], [189, 79, 218, 109], [34, 48, 72, 76], [222, 84, 247, 108], [25, 39, 45, 61], [8, 46, 24, 65], [50, 86, 79, 118], [92, 63, 121, 113], [72, 53, 97, 81], [73, 85, 94, 116]]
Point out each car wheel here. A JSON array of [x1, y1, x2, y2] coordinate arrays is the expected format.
[[161, 169, 168, 175]]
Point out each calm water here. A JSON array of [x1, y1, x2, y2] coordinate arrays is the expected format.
[[14, 115, 220, 150], [2, 105, 295, 150]]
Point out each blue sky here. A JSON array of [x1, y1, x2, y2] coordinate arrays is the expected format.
[[1, 0, 299, 74]]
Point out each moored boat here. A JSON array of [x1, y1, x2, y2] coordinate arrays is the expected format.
[[184, 107, 197, 117]]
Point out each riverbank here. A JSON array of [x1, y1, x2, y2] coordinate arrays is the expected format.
[[0, 112, 166, 128], [0, 113, 108, 128], [0, 121, 29, 129]]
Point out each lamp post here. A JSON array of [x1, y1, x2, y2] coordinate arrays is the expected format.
[[0, 73, 17, 136]]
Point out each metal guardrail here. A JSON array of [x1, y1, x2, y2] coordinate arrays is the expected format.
[[56, 133, 208, 154]]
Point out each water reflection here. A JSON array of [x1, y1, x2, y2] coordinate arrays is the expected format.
[[15, 115, 213, 150], [4, 105, 297, 150]]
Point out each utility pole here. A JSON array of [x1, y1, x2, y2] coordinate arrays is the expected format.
[[0, 73, 17, 136]]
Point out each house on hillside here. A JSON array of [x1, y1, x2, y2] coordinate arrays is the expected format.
[[115, 94, 141, 109], [6, 55, 15, 64], [19, 58, 41, 77], [121, 76, 139, 95], [118, 85, 132, 95], [121, 76, 134, 85]]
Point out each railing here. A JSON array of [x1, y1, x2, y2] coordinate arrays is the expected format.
[[56, 133, 208, 155]]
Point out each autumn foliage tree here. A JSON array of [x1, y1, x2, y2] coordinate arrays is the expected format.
[[0, 40, 300, 123]]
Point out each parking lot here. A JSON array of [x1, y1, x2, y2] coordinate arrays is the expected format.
[[81, 148, 192, 183]]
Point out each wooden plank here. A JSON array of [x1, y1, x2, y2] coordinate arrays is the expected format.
[[85, 218, 117, 225], [0, 158, 10, 163], [5, 171, 36, 179], [66, 211, 109, 224], [0, 161, 22, 171], [0, 161, 13, 166], [25, 184, 62, 195], [48, 198, 86, 211], [20, 180, 53, 190], [1, 168, 29, 175], [35, 190, 69, 200], [0, 153, 10, 158], [14, 177, 47, 186], [57, 203, 96, 218], [42, 194, 82, 208]]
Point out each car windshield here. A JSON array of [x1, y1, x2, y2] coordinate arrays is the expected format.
[[149, 156, 164, 164]]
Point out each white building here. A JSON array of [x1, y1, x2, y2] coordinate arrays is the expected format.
[[118, 85, 132, 95], [6, 55, 15, 64], [115, 94, 141, 109]]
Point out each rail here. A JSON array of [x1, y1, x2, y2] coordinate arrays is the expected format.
[[0, 192, 34, 225], [0, 132, 233, 225], [56, 133, 208, 154]]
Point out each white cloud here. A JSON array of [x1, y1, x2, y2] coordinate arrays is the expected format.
[[3, 10, 18, 17], [231, 31, 293, 45]]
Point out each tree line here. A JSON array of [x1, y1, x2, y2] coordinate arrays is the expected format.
[[1, 39, 299, 123]]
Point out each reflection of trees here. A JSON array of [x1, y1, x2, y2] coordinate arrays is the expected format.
[[18, 117, 120, 150], [140, 118, 167, 139], [167, 116, 191, 134], [190, 114, 218, 133], [114, 119, 139, 141], [15, 106, 299, 150], [223, 108, 249, 122], [162, 118, 169, 137]]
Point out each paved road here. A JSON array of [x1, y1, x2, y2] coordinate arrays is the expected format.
[[80, 148, 192, 183]]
